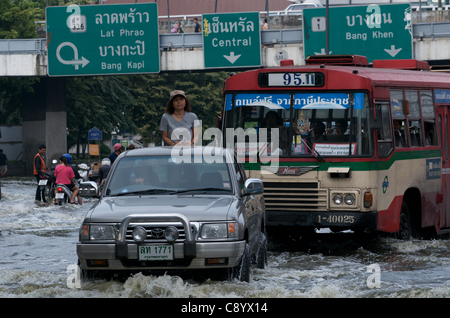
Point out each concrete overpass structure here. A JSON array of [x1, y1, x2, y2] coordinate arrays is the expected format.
[[1, 17, 450, 173]]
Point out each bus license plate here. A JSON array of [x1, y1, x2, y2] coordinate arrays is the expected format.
[[139, 244, 173, 261]]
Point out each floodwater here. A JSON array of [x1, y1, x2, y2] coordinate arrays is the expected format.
[[1, 177, 450, 298]]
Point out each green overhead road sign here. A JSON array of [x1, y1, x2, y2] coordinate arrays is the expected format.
[[46, 3, 159, 76], [202, 12, 261, 69], [303, 4, 413, 63]]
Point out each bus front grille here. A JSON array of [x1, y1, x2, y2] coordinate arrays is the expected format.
[[263, 182, 328, 211]]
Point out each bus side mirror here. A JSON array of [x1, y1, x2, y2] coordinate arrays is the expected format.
[[370, 105, 382, 130]]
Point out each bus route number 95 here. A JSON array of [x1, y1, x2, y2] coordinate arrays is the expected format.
[[268, 73, 315, 87]]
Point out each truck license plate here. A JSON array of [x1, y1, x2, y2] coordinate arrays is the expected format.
[[139, 244, 173, 261]]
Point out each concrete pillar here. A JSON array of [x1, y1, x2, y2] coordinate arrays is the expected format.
[[22, 77, 67, 175]]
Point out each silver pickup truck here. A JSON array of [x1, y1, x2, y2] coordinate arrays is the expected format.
[[77, 146, 266, 282]]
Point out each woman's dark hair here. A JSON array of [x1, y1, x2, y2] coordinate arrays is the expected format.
[[59, 155, 69, 166], [165, 95, 192, 114]]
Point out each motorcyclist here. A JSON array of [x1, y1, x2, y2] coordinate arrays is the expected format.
[[62, 153, 82, 205], [108, 143, 124, 164], [62, 153, 81, 179], [97, 158, 111, 184], [97, 158, 111, 196]]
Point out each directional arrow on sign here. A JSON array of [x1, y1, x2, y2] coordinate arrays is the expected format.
[[56, 42, 90, 70], [223, 52, 241, 64], [384, 45, 402, 57]]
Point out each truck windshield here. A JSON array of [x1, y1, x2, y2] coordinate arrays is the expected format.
[[106, 155, 232, 196], [223, 91, 373, 157]]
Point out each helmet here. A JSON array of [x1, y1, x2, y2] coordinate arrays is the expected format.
[[62, 153, 72, 164], [114, 143, 123, 151], [101, 158, 111, 166]]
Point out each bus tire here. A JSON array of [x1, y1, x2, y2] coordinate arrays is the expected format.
[[395, 202, 411, 240]]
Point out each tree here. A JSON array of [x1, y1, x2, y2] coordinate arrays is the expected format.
[[0, 0, 42, 39], [66, 76, 137, 158], [0, 77, 38, 124]]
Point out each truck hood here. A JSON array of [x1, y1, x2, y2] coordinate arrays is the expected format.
[[85, 194, 236, 223]]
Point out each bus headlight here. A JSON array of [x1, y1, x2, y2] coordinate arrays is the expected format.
[[330, 190, 360, 209], [344, 194, 355, 205], [333, 194, 344, 205]]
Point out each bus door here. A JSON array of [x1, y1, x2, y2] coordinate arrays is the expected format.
[[438, 105, 450, 228]]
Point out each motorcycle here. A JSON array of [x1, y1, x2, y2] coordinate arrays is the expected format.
[[54, 183, 73, 205], [46, 159, 85, 205], [40, 159, 58, 204], [77, 163, 90, 182]]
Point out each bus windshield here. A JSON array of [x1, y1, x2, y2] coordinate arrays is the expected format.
[[223, 91, 373, 157]]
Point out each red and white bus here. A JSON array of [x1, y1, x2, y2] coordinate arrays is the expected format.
[[220, 54, 450, 239]]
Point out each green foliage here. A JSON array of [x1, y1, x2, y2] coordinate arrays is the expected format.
[[66, 76, 137, 154], [0, 0, 43, 39], [0, 77, 38, 124]]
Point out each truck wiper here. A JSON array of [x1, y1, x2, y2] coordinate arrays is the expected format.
[[114, 189, 176, 196], [170, 188, 231, 194]]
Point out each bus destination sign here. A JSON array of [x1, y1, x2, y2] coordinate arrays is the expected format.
[[269, 73, 315, 87], [258, 72, 324, 87]]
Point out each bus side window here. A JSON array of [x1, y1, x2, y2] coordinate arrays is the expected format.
[[420, 90, 438, 146], [390, 89, 409, 148], [424, 121, 437, 145], [377, 102, 394, 157], [393, 120, 406, 147], [406, 90, 422, 147]]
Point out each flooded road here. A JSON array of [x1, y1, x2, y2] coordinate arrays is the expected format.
[[1, 177, 450, 298]]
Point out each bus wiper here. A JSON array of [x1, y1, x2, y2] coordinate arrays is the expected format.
[[170, 188, 231, 194], [115, 189, 176, 196], [302, 139, 324, 162]]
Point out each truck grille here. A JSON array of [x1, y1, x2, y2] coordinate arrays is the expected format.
[[126, 223, 195, 242], [263, 182, 328, 211]]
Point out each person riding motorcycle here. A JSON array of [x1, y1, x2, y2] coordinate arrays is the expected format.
[[108, 143, 124, 164], [62, 153, 83, 205], [97, 158, 111, 196]]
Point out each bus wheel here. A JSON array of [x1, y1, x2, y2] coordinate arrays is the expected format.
[[395, 202, 411, 240]]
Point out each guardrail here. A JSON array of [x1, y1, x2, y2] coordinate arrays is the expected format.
[[1, 22, 450, 54], [413, 22, 450, 39], [0, 38, 47, 55]]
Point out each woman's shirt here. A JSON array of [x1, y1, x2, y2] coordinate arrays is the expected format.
[[54, 164, 75, 185], [159, 112, 199, 143]]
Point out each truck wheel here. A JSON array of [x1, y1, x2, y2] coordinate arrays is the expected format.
[[237, 243, 251, 282], [256, 233, 268, 269]]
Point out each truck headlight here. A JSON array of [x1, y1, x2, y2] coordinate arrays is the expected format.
[[132, 226, 147, 242], [164, 226, 179, 242], [90, 225, 116, 240], [201, 222, 238, 239]]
